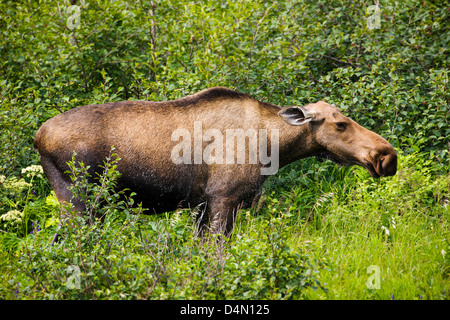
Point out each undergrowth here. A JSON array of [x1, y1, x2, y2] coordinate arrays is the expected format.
[[0, 150, 448, 299]]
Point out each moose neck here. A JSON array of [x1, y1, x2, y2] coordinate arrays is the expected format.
[[278, 123, 318, 168], [261, 105, 319, 170]]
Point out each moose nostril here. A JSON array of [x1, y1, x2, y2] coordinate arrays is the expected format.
[[378, 157, 384, 176], [381, 153, 397, 176]]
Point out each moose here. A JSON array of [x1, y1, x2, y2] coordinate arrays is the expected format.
[[34, 87, 397, 236]]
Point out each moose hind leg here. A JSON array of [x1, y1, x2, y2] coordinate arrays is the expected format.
[[40, 155, 80, 246], [40, 155, 85, 214]]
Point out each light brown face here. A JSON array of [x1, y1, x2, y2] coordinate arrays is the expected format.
[[278, 101, 397, 178]]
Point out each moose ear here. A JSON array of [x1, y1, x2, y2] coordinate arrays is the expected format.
[[278, 106, 312, 126]]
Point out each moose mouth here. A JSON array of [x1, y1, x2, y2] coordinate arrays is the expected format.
[[362, 161, 381, 179], [316, 151, 381, 178], [315, 151, 351, 167]]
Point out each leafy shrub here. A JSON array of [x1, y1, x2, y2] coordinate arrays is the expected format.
[[0, 150, 321, 299], [1, 149, 144, 299], [220, 216, 322, 299]]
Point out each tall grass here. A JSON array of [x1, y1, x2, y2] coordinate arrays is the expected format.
[[256, 151, 449, 299]]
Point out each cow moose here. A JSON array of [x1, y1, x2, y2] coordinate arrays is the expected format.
[[34, 87, 397, 236]]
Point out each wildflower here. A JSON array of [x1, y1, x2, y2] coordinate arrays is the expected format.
[[21, 165, 44, 179], [2, 177, 32, 193], [31, 221, 40, 234], [381, 225, 390, 236], [15, 282, 20, 297], [0, 210, 24, 224]]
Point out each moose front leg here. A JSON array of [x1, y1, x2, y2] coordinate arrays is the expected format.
[[198, 195, 240, 237], [201, 169, 264, 237]]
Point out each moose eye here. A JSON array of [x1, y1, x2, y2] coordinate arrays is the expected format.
[[336, 122, 346, 131]]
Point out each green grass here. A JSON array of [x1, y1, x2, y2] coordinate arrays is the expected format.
[[266, 152, 450, 299], [298, 206, 449, 299]]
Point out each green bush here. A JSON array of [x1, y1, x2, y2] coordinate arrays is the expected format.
[[1, 150, 143, 299], [0, 151, 320, 299]]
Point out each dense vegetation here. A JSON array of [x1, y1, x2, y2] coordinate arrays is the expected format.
[[0, 0, 448, 300]]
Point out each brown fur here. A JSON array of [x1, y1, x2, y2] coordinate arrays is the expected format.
[[34, 87, 397, 236]]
